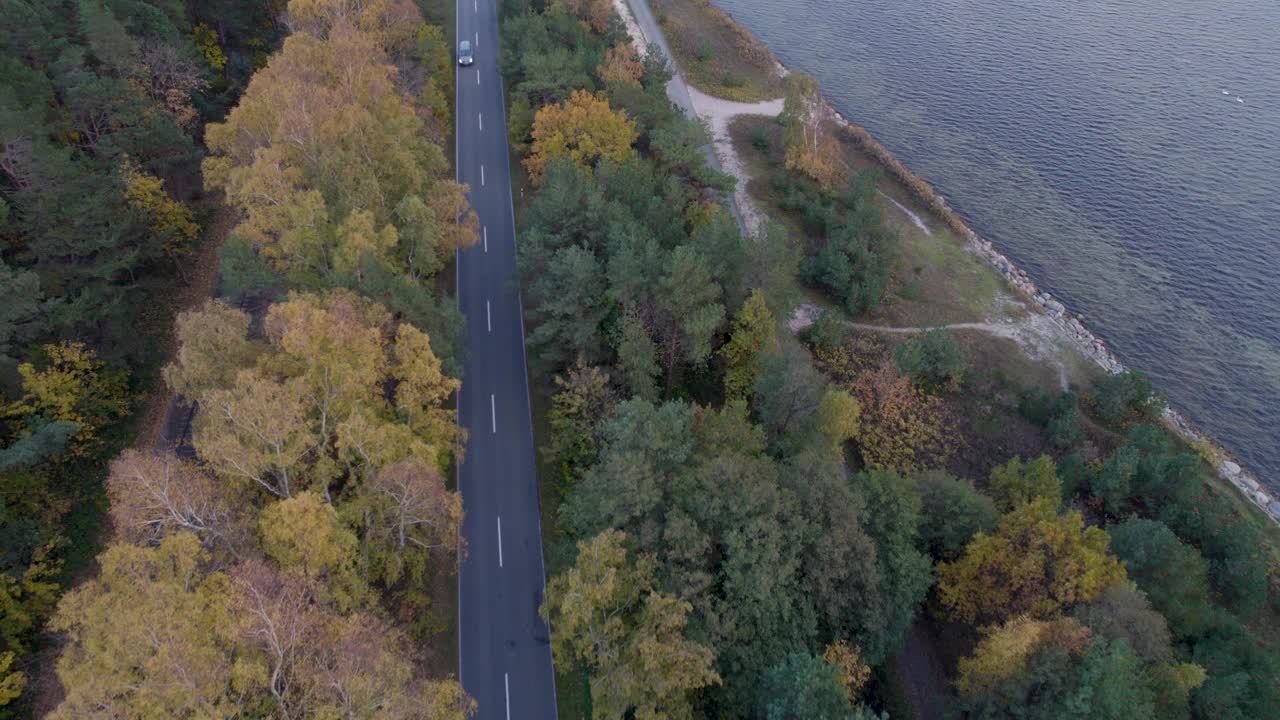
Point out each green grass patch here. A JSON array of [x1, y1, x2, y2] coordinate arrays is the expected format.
[[651, 0, 785, 101], [729, 115, 1008, 327], [528, 363, 593, 720]]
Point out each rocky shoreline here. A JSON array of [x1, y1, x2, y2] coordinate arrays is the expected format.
[[824, 107, 1280, 524]]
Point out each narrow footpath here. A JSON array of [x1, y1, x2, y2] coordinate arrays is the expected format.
[[619, 0, 784, 235]]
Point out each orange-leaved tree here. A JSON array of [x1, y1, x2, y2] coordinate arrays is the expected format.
[[550, 0, 614, 32], [849, 363, 953, 473], [822, 639, 871, 704], [524, 90, 637, 184], [598, 42, 644, 86]]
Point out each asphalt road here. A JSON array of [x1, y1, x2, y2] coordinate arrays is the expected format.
[[454, 1, 559, 719]]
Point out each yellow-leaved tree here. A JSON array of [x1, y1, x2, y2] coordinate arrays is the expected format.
[[50, 534, 244, 719], [816, 386, 861, 447], [937, 498, 1128, 625], [161, 299, 261, 401], [542, 529, 720, 719], [202, 4, 476, 279], [260, 492, 367, 610], [189, 23, 227, 73], [50, 533, 476, 719], [954, 615, 1093, 695], [718, 288, 778, 401], [524, 89, 637, 184], [3, 342, 129, 457], [781, 73, 847, 189], [171, 291, 461, 499], [121, 161, 200, 265], [821, 639, 871, 704]]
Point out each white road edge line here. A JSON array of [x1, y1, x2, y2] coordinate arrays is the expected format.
[[497, 516, 503, 567], [451, 0, 468, 702], [504, 673, 511, 720], [497, 62, 561, 713], [490, 394, 496, 434], [486, 300, 492, 332]]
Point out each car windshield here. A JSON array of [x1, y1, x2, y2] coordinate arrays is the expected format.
[[460, 42, 471, 55]]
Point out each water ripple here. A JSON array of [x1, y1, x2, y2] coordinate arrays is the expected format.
[[717, 0, 1280, 488]]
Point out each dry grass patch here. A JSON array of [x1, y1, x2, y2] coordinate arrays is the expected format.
[[729, 115, 1009, 327], [651, 0, 784, 101]]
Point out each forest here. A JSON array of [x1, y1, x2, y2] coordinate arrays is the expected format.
[[500, 1, 1280, 718], [2, 0, 1277, 718], [1, 0, 472, 716]]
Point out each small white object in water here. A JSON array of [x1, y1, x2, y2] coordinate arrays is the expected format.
[[1237, 97, 1245, 103], [1222, 89, 1230, 94]]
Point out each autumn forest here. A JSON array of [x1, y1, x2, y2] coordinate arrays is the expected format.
[[2, 0, 472, 716], [1, 0, 1279, 719]]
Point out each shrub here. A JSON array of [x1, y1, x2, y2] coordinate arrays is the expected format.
[[893, 329, 966, 392], [1091, 371, 1164, 428], [913, 470, 998, 560], [805, 309, 849, 353], [750, 125, 771, 151], [850, 364, 954, 474], [1047, 392, 1084, 449], [989, 455, 1061, 512], [1020, 387, 1084, 449]]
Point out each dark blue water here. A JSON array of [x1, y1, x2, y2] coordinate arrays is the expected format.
[[714, 0, 1280, 490]]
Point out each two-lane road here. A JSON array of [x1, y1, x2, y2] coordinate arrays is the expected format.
[[454, 1, 558, 718]]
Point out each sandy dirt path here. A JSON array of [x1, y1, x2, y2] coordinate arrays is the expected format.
[[619, 0, 785, 235]]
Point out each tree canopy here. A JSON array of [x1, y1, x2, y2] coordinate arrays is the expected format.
[[524, 89, 637, 183], [543, 529, 720, 719], [937, 498, 1127, 625], [23, 2, 476, 716]]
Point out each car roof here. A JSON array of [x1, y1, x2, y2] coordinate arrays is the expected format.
[[460, 40, 471, 51]]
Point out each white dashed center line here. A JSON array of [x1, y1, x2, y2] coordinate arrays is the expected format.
[[479, 113, 483, 131], [486, 300, 492, 332], [497, 516, 503, 567], [504, 673, 511, 720], [483, 225, 488, 253], [480, 165, 485, 186], [490, 394, 496, 434]]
